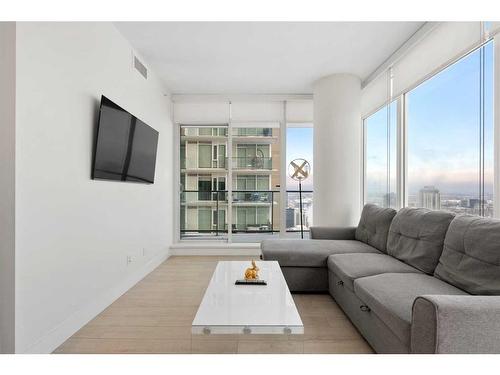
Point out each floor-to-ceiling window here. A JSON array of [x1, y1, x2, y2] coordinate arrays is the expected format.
[[231, 125, 281, 242], [364, 101, 398, 208], [363, 41, 494, 217], [179, 123, 282, 242], [180, 125, 229, 240], [407, 42, 493, 216], [178, 101, 314, 242]]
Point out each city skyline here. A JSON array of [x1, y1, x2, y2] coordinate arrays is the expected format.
[[366, 41, 494, 201], [407, 41, 493, 196]]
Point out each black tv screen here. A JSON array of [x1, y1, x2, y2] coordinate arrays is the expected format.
[[92, 96, 159, 184]]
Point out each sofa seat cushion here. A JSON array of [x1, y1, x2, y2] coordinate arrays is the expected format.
[[435, 215, 500, 295], [355, 204, 397, 253], [354, 273, 468, 345], [327, 253, 422, 291], [261, 239, 380, 268], [387, 208, 455, 274]]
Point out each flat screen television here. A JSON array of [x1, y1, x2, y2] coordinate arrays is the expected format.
[[92, 96, 159, 184]]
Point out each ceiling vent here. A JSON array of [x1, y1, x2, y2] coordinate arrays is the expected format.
[[133, 55, 148, 79]]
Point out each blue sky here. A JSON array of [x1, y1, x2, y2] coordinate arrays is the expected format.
[[366, 41, 493, 198], [286, 127, 313, 190]]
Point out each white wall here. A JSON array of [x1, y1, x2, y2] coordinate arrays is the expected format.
[[0, 22, 16, 354], [313, 74, 362, 226], [14, 22, 174, 353]]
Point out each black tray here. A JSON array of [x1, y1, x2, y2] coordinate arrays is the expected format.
[[235, 279, 267, 285]]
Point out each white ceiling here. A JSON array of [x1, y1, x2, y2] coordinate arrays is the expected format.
[[115, 22, 424, 94]]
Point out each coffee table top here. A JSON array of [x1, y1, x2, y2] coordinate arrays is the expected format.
[[192, 261, 303, 335]]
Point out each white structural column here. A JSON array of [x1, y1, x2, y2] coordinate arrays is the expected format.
[[313, 74, 362, 226]]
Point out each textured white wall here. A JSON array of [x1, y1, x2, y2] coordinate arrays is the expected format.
[[313, 74, 362, 226], [15, 22, 173, 353], [0, 21, 16, 354]]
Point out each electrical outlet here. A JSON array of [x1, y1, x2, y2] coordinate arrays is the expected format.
[[127, 255, 133, 264]]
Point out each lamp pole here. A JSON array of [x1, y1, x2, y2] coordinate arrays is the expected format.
[[299, 180, 304, 239], [288, 158, 310, 240]]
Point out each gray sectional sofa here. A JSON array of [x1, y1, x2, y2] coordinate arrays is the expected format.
[[261, 204, 500, 354]]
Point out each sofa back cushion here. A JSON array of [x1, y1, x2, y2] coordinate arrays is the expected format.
[[435, 215, 500, 295], [355, 204, 397, 253], [387, 208, 454, 274]]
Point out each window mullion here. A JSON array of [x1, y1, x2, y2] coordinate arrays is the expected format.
[[280, 101, 287, 237], [398, 95, 407, 210], [480, 45, 486, 216], [495, 37, 500, 218], [227, 101, 233, 243]]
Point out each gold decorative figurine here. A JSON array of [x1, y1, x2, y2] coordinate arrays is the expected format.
[[244, 260, 260, 280]]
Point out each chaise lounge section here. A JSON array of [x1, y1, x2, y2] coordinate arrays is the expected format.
[[261, 204, 500, 353], [261, 204, 396, 292]]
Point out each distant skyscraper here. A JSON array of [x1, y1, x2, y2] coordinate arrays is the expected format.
[[418, 186, 441, 210], [463, 198, 480, 209]]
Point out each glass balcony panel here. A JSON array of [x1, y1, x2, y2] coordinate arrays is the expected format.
[[233, 127, 273, 137], [231, 190, 280, 243], [285, 190, 313, 234], [231, 157, 272, 170], [180, 189, 228, 240], [232, 191, 272, 203]]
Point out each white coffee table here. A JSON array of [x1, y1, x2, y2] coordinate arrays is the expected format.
[[192, 261, 304, 335]]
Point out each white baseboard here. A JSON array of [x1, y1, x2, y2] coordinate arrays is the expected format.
[[170, 248, 262, 256], [170, 242, 262, 256], [21, 249, 170, 354]]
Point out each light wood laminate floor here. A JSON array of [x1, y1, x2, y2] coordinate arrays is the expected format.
[[54, 256, 373, 354]]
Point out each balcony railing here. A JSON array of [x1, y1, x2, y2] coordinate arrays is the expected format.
[[180, 190, 277, 236], [231, 157, 272, 170], [181, 157, 273, 170], [181, 190, 228, 203], [181, 190, 275, 204], [181, 127, 228, 137], [180, 190, 228, 237], [232, 128, 273, 137], [179, 190, 313, 239], [180, 159, 227, 170], [232, 191, 272, 203]]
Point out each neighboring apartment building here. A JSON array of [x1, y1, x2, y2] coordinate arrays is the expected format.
[[180, 125, 281, 238]]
